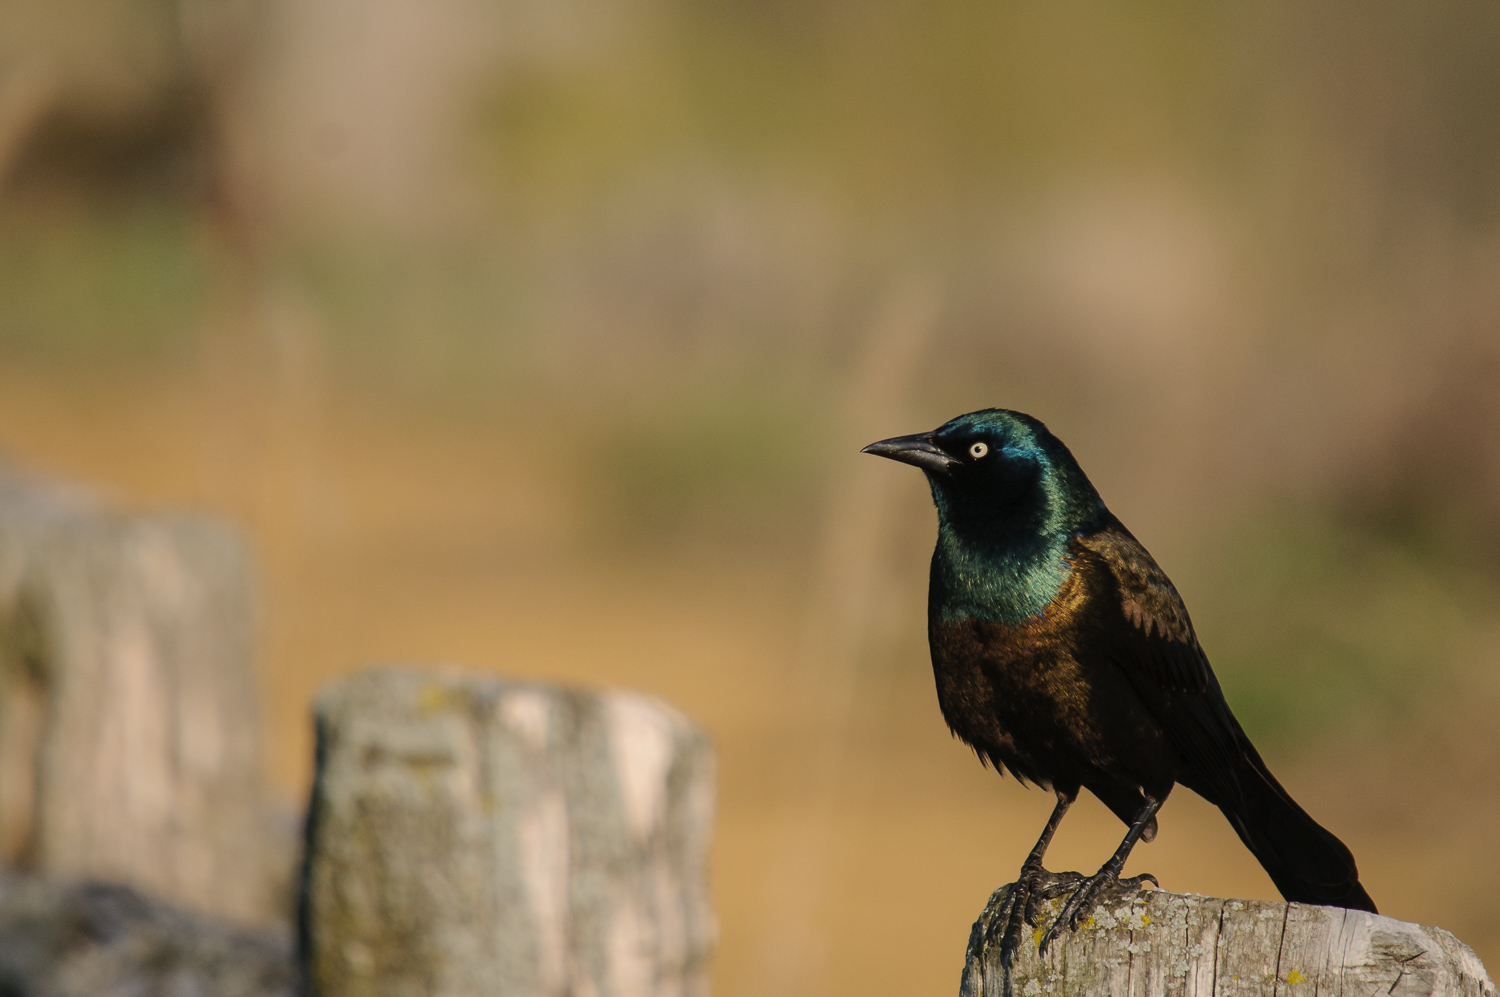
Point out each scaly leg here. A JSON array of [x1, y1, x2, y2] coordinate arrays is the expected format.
[[984, 789, 1083, 974], [1037, 794, 1164, 957]]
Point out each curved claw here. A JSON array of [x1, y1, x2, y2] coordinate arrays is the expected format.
[[1036, 902, 1076, 959], [982, 868, 1084, 972], [985, 887, 1024, 968], [1034, 896, 1074, 956], [984, 872, 1035, 970], [1024, 870, 1083, 927], [1036, 870, 1160, 958]]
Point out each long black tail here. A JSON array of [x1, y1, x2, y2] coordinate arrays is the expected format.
[[1215, 743, 1377, 913]]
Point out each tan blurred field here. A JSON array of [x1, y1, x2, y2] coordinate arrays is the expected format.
[[3, 0, 1500, 992]]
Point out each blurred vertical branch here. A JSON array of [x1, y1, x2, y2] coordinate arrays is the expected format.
[[183, 0, 334, 654], [800, 272, 943, 726], [0, 60, 55, 192], [755, 272, 942, 992]]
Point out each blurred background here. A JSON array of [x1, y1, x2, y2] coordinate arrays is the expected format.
[[2, 0, 1499, 992]]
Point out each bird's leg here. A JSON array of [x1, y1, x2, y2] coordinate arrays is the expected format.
[[985, 789, 1082, 975], [1037, 795, 1164, 958]]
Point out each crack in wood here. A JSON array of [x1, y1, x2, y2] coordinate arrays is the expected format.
[[1212, 902, 1226, 997], [1339, 903, 1357, 997], [1273, 903, 1293, 997]]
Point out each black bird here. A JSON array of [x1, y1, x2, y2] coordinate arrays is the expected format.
[[863, 408, 1376, 965]]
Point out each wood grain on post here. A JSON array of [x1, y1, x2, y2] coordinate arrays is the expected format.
[[300, 669, 716, 997], [962, 885, 1497, 997], [0, 464, 276, 924]]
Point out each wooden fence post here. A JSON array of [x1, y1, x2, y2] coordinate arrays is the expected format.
[[962, 884, 1497, 997], [299, 669, 717, 997], [0, 873, 296, 996], [0, 463, 278, 924]]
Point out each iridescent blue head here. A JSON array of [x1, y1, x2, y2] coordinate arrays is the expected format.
[[862, 409, 1106, 624]]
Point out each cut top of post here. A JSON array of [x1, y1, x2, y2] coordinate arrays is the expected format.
[[962, 884, 1496, 997]]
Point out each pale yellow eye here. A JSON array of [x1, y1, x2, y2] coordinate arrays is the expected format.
[[969, 441, 988, 459]]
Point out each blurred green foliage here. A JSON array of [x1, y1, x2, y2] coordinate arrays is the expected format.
[[1198, 508, 1497, 747], [477, 0, 1235, 236], [586, 394, 823, 549], [292, 243, 534, 403], [0, 205, 204, 363], [475, 0, 1500, 236]]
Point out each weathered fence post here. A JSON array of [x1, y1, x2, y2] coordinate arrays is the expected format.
[[962, 884, 1497, 997], [0, 873, 297, 997], [300, 669, 717, 997], [0, 463, 278, 924]]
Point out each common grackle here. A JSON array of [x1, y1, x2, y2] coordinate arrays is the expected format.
[[863, 408, 1376, 967]]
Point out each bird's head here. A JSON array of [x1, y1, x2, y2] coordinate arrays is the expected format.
[[862, 409, 1104, 545]]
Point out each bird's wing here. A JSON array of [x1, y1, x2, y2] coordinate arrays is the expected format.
[[1074, 520, 1248, 804], [1074, 522, 1370, 905], [1074, 522, 1211, 694]]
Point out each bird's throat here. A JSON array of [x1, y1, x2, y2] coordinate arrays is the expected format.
[[931, 528, 1073, 626]]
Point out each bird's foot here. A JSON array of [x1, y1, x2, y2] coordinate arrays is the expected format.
[[982, 866, 1086, 973], [1036, 871, 1158, 958]]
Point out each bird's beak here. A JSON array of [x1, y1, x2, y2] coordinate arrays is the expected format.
[[860, 432, 961, 473]]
